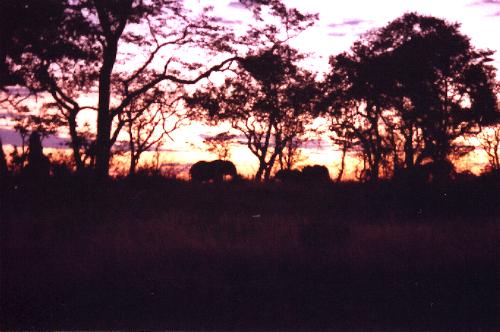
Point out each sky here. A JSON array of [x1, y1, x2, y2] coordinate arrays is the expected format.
[[1, 0, 499, 177], [173, 0, 500, 176], [200, 0, 500, 72]]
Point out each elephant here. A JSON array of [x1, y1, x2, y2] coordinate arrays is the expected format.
[[189, 160, 238, 182], [394, 160, 455, 184], [274, 169, 302, 183], [301, 165, 331, 183]]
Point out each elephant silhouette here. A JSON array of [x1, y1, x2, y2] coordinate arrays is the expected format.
[[274, 165, 331, 183], [394, 160, 455, 184], [189, 160, 238, 182], [274, 169, 302, 183], [301, 165, 331, 182]]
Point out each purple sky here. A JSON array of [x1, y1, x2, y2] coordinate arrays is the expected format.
[[1, 0, 498, 176], [191, 0, 500, 72]]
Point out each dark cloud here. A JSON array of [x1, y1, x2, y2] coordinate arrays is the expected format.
[[302, 138, 329, 150], [3, 86, 30, 96], [327, 18, 367, 28], [0, 128, 20, 145], [328, 32, 347, 37], [0, 127, 68, 148], [228, 1, 246, 10], [157, 147, 183, 153], [469, 0, 500, 5], [213, 16, 243, 25]]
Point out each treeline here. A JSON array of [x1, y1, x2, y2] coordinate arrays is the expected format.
[[0, 1, 499, 182]]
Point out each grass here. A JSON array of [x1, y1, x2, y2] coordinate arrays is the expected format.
[[1, 175, 498, 329]]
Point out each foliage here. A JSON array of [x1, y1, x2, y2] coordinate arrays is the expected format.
[[323, 13, 499, 181], [2, 0, 313, 177], [203, 132, 238, 161], [188, 45, 320, 181], [479, 125, 500, 171]]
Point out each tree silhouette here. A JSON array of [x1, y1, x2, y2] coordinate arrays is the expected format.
[[188, 45, 319, 181], [122, 87, 184, 176], [0, 137, 7, 179], [278, 136, 306, 171], [0, 1, 82, 88], [479, 125, 500, 171], [203, 132, 238, 161], [379, 13, 499, 164], [25, 131, 50, 178], [2, 0, 315, 178], [324, 13, 499, 180]]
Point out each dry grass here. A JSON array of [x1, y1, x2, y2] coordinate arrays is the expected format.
[[1, 177, 498, 329]]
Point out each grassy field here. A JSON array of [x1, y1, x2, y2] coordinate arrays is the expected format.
[[1, 175, 498, 330]]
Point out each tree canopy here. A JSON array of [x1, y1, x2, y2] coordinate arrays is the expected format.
[[323, 13, 499, 181], [187, 45, 320, 181], [0, 0, 316, 178], [1, 7, 498, 181]]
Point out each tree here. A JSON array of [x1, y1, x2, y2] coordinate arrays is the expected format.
[[24, 131, 51, 178], [380, 13, 498, 164], [203, 132, 238, 161], [2, 0, 315, 178], [123, 86, 184, 176], [188, 45, 319, 181], [479, 125, 500, 171], [0, 1, 80, 88], [323, 13, 499, 180], [278, 135, 306, 171], [0, 137, 8, 178], [323, 54, 392, 181]]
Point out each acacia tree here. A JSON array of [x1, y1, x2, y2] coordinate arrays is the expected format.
[[188, 46, 319, 181], [479, 125, 500, 171], [123, 86, 185, 176], [203, 132, 238, 161], [324, 13, 499, 181], [0, 0, 79, 88], [278, 136, 306, 171], [2, 0, 315, 178], [378, 13, 498, 164], [0, 137, 7, 178], [324, 55, 393, 181]]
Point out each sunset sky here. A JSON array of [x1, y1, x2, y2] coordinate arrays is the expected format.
[[1, 0, 499, 178], [172, 0, 500, 177], [202, 0, 500, 71]]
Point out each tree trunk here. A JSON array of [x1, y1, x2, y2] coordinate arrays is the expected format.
[[264, 147, 281, 182], [95, 43, 118, 178], [255, 160, 266, 182], [263, 166, 272, 182], [370, 158, 380, 182], [95, 105, 112, 178], [336, 140, 348, 183], [127, 115, 136, 177], [404, 128, 415, 169], [129, 155, 137, 177], [0, 137, 8, 177], [68, 111, 85, 172]]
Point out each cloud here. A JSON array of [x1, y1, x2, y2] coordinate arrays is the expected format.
[[491, 10, 500, 15], [3, 86, 30, 96], [213, 16, 243, 25], [0, 127, 68, 148], [327, 18, 367, 28], [328, 32, 347, 37], [0, 128, 20, 145], [228, 1, 246, 10], [469, 0, 500, 5]]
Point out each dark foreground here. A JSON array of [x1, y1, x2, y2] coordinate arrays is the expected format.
[[1, 175, 499, 330]]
